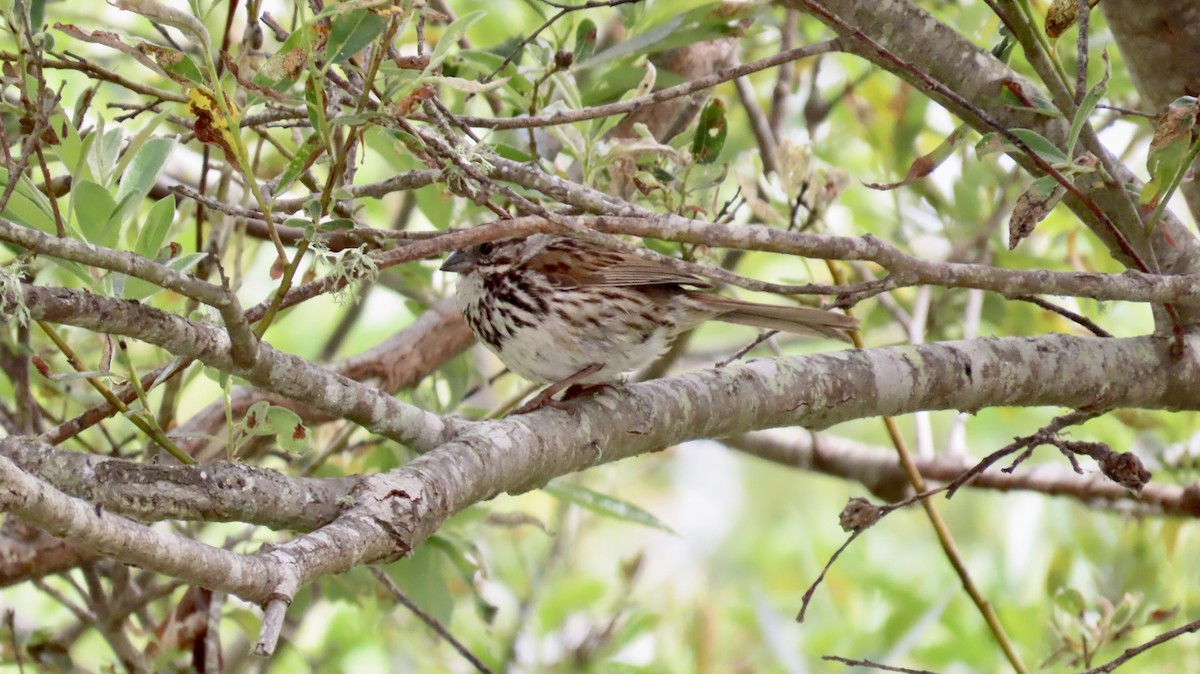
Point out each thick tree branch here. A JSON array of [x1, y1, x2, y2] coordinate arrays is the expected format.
[[786, 0, 1200, 304], [727, 429, 1200, 516], [13, 284, 452, 450], [172, 298, 473, 455], [4, 331, 1196, 644], [1100, 0, 1200, 221], [0, 218, 259, 366], [0, 437, 351, 531], [0, 448, 279, 603]]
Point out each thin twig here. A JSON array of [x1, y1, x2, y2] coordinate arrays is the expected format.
[[1013, 295, 1112, 337], [369, 567, 496, 674], [455, 40, 840, 129], [823, 654, 939, 674], [733, 71, 779, 174], [797, 530, 862, 621], [823, 258, 1029, 674], [484, 0, 643, 81], [1075, 0, 1090, 104], [945, 408, 1106, 498], [1078, 617, 1200, 674]]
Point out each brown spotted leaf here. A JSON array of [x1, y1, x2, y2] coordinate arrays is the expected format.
[[1009, 175, 1065, 249], [1140, 96, 1199, 210], [1045, 0, 1101, 39]]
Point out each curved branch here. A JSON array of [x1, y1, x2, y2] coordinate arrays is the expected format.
[[0, 448, 279, 603], [1, 437, 351, 530], [15, 284, 452, 450], [375, 212, 1200, 305], [3, 332, 1195, 614], [0, 219, 258, 366], [242, 332, 1200, 614], [173, 299, 473, 454]]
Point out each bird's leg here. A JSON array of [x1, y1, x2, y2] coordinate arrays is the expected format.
[[559, 382, 616, 400], [513, 363, 604, 414]]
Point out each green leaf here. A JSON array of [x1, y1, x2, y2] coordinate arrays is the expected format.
[[50, 110, 92, 182], [200, 366, 231, 389], [1111, 593, 1140, 628], [574, 18, 597, 64], [975, 128, 1067, 164], [1054, 587, 1086, 617], [324, 8, 386, 64], [275, 133, 325, 195], [29, 0, 45, 28], [539, 575, 608, 628], [253, 25, 316, 91], [998, 81, 1063, 119], [691, 98, 727, 165], [0, 166, 58, 233], [304, 77, 329, 142], [1066, 50, 1110, 157], [493, 143, 534, 163], [134, 195, 175, 259], [318, 218, 355, 231], [453, 48, 528, 92], [238, 400, 309, 452], [1140, 96, 1199, 212], [242, 400, 273, 436], [425, 533, 495, 620], [543, 481, 675, 533], [990, 34, 1014, 63], [136, 44, 205, 85], [414, 183, 455, 230], [1139, 175, 1165, 208], [111, 137, 173, 230], [74, 179, 119, 247], [581, 63, 675, 107], [268, 405, 309, 453], [387, 546, 455, 625], [430, 75, 510, 94], [425, 10, 485, 75], [94, 126, 124, 186], [1147, 98, 1197, 178], [582, 1, 761, 69]]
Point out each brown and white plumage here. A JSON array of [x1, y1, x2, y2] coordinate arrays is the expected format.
[[441, 233, 858, 386]]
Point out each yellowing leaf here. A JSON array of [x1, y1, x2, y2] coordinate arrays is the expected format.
[[187, 88, 239, 162]]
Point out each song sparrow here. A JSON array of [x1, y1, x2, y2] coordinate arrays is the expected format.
[[441, 233, 858, 411]]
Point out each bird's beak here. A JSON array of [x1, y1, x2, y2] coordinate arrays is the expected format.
[[440, 250, 471, 273]]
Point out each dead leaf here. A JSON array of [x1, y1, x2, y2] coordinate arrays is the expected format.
[[1009, 175, 1066, 249]]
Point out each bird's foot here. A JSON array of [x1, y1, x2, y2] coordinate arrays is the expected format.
[[512, 364, 608, 415]]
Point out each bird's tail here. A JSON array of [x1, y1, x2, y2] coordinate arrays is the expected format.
[[689, 293, 858, 343]]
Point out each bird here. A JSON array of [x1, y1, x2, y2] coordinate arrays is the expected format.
[[440, 233, 858, 412]]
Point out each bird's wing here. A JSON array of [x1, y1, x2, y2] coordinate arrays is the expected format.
[[528, 238, 712, 289]]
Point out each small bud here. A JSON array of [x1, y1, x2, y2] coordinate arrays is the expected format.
[[839, 497, 882, 532], [1099, 452, 1151, 493]]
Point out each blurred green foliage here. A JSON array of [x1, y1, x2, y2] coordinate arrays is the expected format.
[[0, 0, 1197, 671]]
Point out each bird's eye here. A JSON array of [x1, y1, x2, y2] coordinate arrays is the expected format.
[[478, 242, 495, 256]]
